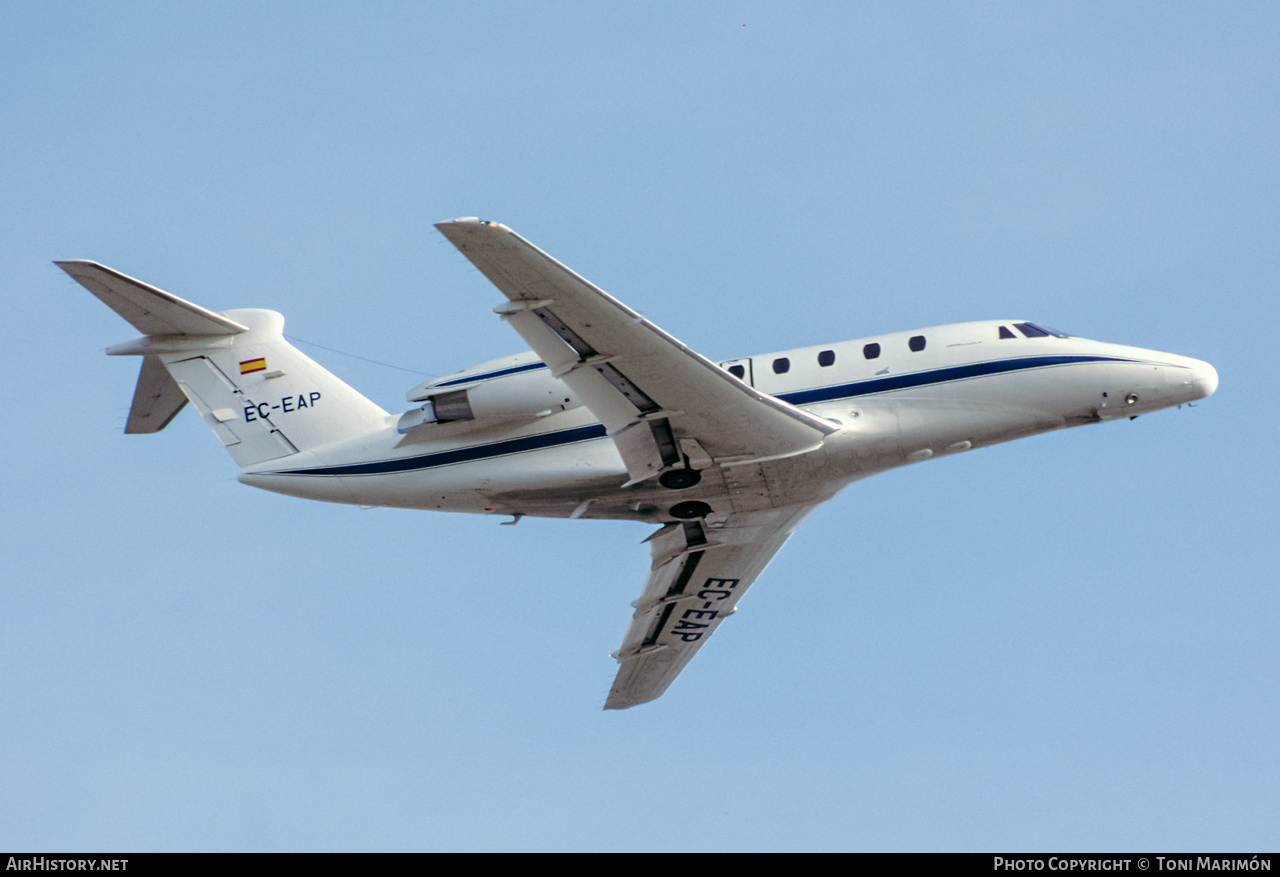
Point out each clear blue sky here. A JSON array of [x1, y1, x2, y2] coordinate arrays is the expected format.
[[3, 1, 1276, 852]]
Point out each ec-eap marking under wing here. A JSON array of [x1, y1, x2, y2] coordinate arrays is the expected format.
[[607, 503, 823, 709], [435, 219, 836, 484]]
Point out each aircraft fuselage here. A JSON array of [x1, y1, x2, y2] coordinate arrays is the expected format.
[[238, 318, 1217, 523]]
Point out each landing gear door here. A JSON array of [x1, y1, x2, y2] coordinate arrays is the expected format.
[[719, 358, 754, 387]]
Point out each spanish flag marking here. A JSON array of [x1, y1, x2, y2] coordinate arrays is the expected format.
[[240, 358, 267, 375]]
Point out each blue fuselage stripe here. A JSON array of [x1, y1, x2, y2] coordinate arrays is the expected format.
[[432, 361, 547, 387], [280, 424, 609, 476], [274, 354, 1132, 477], [777, 354, 1125, 406]]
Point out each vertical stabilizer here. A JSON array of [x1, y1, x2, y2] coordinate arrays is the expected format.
[[60, 260, 390, 467], [154, 308, 390, 466]]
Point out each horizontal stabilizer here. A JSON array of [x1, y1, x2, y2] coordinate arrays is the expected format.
[[126, 355, 188, 434], [56, 260, 248, 336]]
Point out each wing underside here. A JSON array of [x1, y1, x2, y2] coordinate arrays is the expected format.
[[607, 503, 821, 709]]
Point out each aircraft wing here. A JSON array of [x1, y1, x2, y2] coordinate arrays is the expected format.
[[607, 503, 821, 709], [434, 219, 837, 483]]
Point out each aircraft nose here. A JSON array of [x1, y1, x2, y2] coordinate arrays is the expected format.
[[1190, 359, 1219, 400]]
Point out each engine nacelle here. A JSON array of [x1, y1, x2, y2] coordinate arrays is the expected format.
[[403, 355, 582, 425]]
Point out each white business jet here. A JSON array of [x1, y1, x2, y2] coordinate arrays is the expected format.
[[60, 218, 1218, 709]]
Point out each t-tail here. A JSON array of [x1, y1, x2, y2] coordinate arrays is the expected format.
[[59, 261, 389, 467]]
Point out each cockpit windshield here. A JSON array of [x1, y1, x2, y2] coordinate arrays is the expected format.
[[1014, 322, 1071, 338]]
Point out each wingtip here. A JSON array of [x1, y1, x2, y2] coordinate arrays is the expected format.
[[434, 217, 509, 232], [603, 690, 653, 710], [55, 260, 117, 280]]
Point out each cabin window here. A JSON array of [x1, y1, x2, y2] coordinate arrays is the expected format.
[[909, 335, 926, 352], [818, 350, 836, 367], [999, 326, 1016, 339], [863, 343, 881, 360], [728, 364, 745, 379], [772, 357, 790, 374]]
